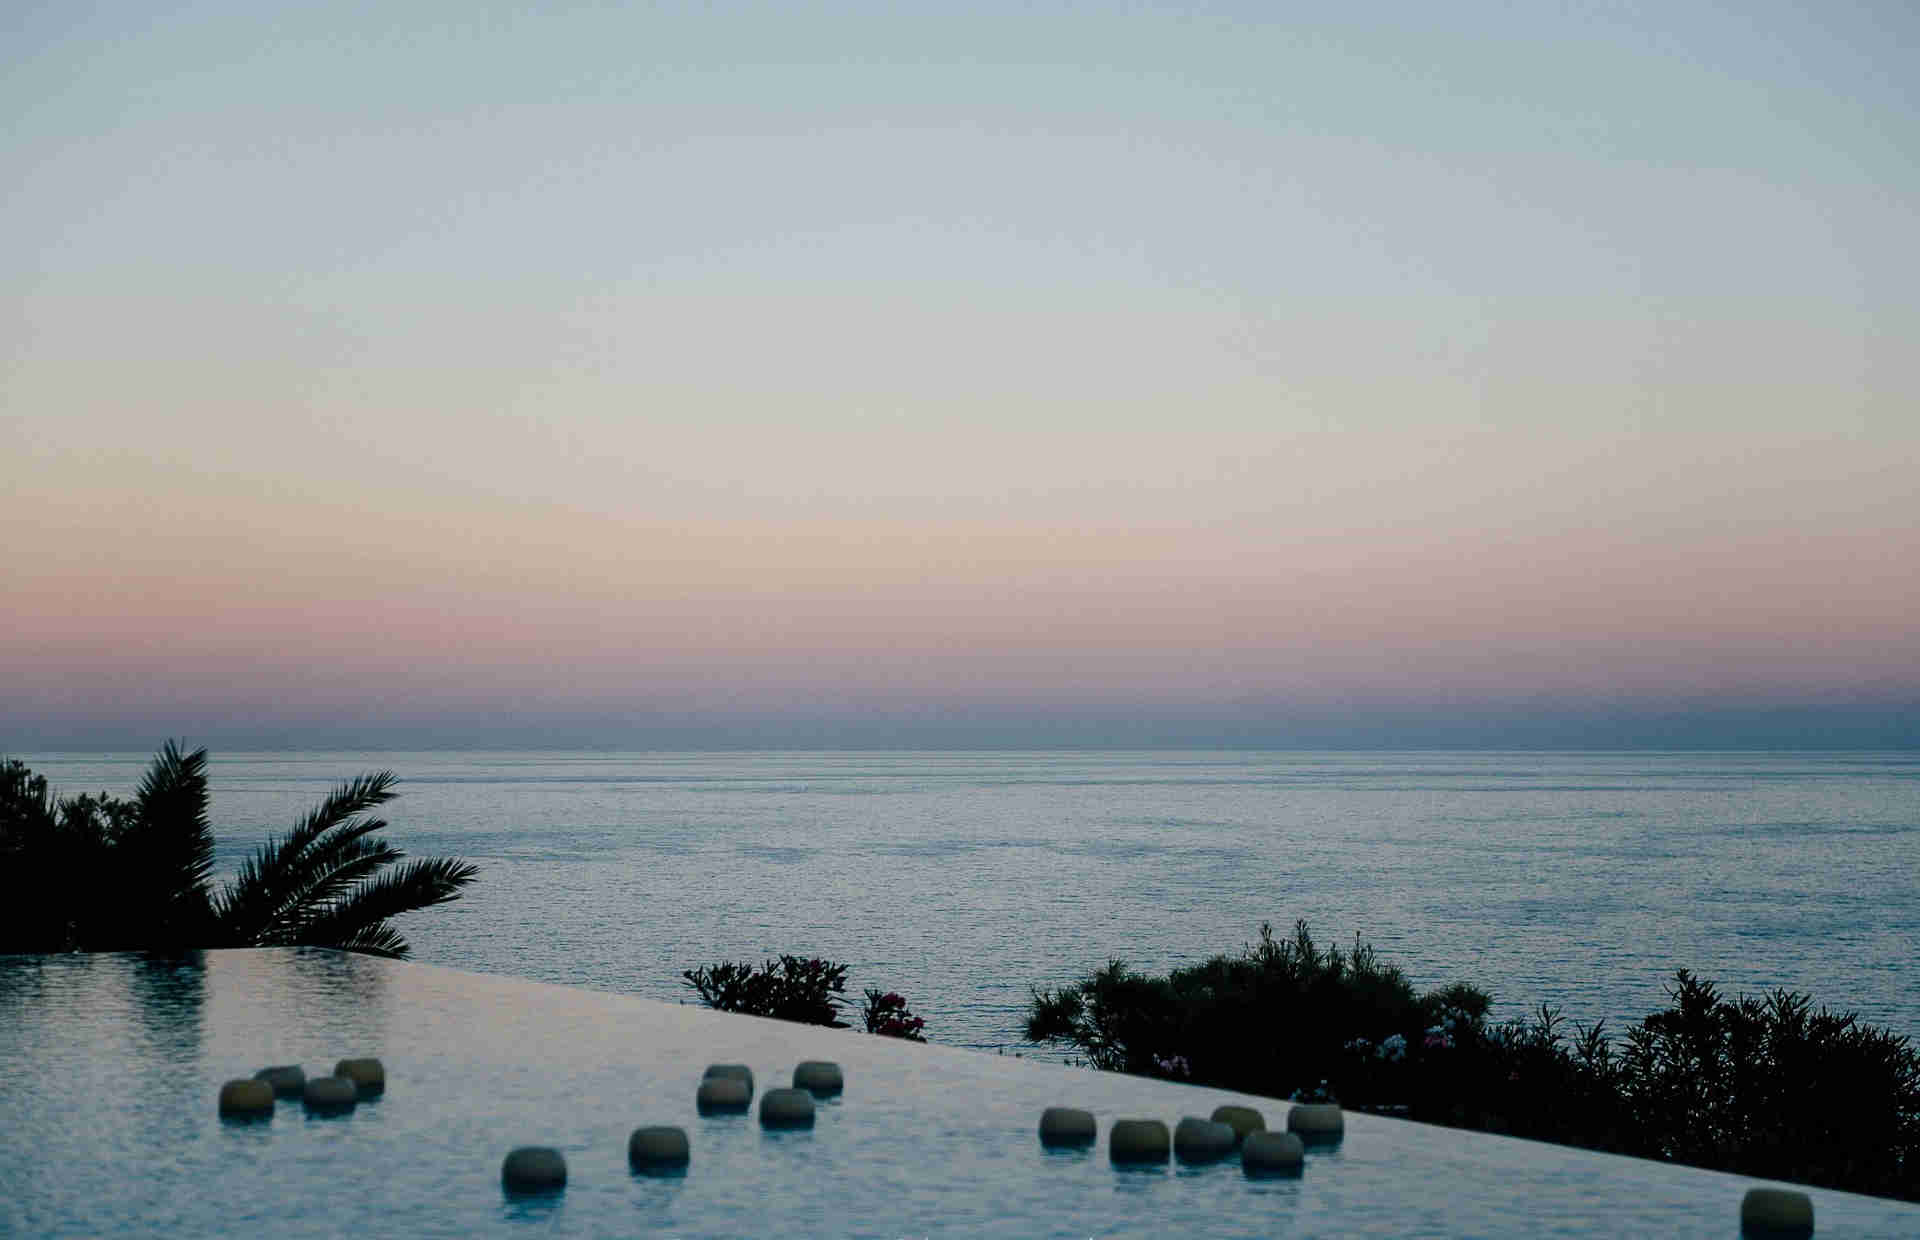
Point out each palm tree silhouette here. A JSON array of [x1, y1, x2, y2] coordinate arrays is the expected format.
[[0, 742, 476, 957]]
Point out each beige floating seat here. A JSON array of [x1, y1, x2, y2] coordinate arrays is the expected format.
[[1287, 1102, 1343, 1143], [759, 1087, 816, 1129], [1209, 1104, 1264, 1146], [703, 1063, 754, 1097], [1241, 1129, 1305, 1176], [628, 1125, 691, 1171], [697, 1076, 752, 1115], [302, 1076, 358, 1112], [1108, 1118, 1170, 1164], [1038, 1107, 1097, 1148], [218, 1078, 275, 1117], [501, 1146, 567, 1193], [793, 1060, 843, 1095], [253, 1065, 305, 1098], [1740, 1187, 1813, 1237], [334, 1057, 385, 1096], [1173, 1116, 1237, 1163]]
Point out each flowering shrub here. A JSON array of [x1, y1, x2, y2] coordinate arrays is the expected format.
[[1290, 1079, 1336, 1103], [861, 989, 928, 1041], [1152, 1053, 1191, 1079]]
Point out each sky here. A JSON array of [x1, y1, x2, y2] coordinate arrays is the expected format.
[[4, 1, 1918, 749]]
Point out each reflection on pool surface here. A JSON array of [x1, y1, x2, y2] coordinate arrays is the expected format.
[[2, 949, 1915, 1238]]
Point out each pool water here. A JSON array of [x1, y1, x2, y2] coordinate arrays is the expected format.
[[2, 949, 1914, 1238]]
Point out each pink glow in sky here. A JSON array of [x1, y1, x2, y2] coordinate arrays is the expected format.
[[5, 3, 1918, 747]]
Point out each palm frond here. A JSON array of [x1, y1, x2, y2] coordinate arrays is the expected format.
[[297, 771, 399, 837], [131, 740, 215, 886], [324, 918, 411, 959], [292, 856, 479, 955], [246, 837, 405, 946], [216, 820, 391, 943], [213, 772, 395, 939], [116, 740, 215, 942]]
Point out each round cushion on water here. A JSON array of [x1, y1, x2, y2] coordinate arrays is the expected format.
[[302, 1076, 358, 1112], [792, 1060, 843, 1096], [1740, 1187, 1814, 1237], [1241, 1129, 1305, 1176], [628, 1125, 690, 1171], [253, 1065, 305, 1098], [697, 1076, 751, 1115], [1209, 1104, 1264, 1146], [759, 1087, 816, 1129], [218, 1078, 275, 1116], [1038, 1107, 1097, 1148], [1173, 1116, 1237, 1163], [1108, 1118, 1170, 1164], [1287, 1102, 1344, 1142], [501, 1146, 567, 1193], [703, 1063, 754, 1096], [334, 1057, 385, 1095]]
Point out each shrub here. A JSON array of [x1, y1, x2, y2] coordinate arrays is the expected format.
[[1614, 972, 1916, 1198], [861, 989, 928, 1041], [1027, 927, 1920, 1202], [1024, 920, 1489, 1101], [681, 956, 850, 1027]]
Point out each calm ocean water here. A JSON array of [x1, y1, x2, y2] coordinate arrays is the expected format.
[[17, 750, 1920, 1050]]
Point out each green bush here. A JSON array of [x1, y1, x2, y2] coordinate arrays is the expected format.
[[680, 958, 934, 1041], [1027, 927, 1920, 1202], [681, 956, 851, 1027], [1024, 920, 1488, 1099]]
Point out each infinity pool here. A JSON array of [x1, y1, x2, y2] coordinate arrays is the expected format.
[[2, 949, 1913, 1237]]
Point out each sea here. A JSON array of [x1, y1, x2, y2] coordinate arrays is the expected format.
[[15, 750, 1919, 1051]]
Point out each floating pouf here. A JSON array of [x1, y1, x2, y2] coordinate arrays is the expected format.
[[1740, 1188, 1814, 1237], [1108, 1119, 1170, 1164], [334, 1057, 385, 1096], [1210, 1105, 1265, 1146], [703, 1063, 754, 1098], [253, 1065, 305, 1098], [1287, 1103, 1344, 1143], [1038, 1107, 1097, 1148], [759, 1087, 816, 1129], [1241, 1130, 1305, 1176], [1174, 1117, 1237, 1163], [697, 1077, 751, 1115], [501, 1147, 566, 1193], [218, 1078, 275, 1118], [628, 1126, 690, 1172], [301, 1076, 358, 1113], [792, 1060, 843, 1096]]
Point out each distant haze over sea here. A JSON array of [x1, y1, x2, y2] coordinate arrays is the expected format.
[[9, 701, 1916, 753]]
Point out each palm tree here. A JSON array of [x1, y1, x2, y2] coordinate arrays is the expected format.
[[0, 742, 476, 958]]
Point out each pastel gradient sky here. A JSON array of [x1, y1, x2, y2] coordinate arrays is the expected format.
[[5, 2, 1917, 748]]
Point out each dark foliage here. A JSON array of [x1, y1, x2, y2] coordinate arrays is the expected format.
[[1025, 919, 1486, 1099], [1025, 926, 1920, 1202], [678, 959, 934, 1041], [1402, 972, 1920, 1201], [681, 956, 851, 1027], [0, 745, 476, 959], [861, 989, 928, 1041]]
